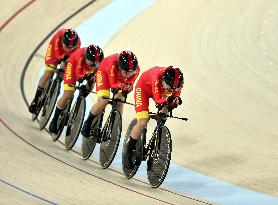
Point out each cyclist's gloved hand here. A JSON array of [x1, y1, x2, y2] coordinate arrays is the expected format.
[[166, 96, 175, 103], [111, 88, 118, 95], [62, 54, 69, 62], [119, 82, 132, 92], [126, 84, 133, 92], [85, 83, 93, 92], [174, 96, 182, 105], [77, 77, 84, 83], [155, 103, 164, 111], [85, 73, 94, 81]]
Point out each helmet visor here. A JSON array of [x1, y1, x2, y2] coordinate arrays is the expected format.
[[162, 81, 180, 92], [85, 59, 99, 68], [121, 69, 135, 78], [63, 43, 77, 51]]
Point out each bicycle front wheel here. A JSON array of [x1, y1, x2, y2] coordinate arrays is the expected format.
[[65, 97, 86, 150], [147, 126, 172, 188], [100, 110, 122, 169], [39, 80, 60, 130]]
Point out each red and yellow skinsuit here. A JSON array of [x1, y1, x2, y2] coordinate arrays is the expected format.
[[45, 29, 81, 72], [96, 54, 140, 97], [134, 67, 183, 119], [64, 47, 97, 90]]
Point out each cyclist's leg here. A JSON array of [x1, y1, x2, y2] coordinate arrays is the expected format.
[[38, 41, 58, 90], [28, 65, 55, 113], [91, 70, 110, 115], [49, 66, 75, 134], [37, 42, 59, 91], [131, 85, 150, 140], [82, 70, 109, 137], [123, 86, 149, 168], [38, 66, 55, 88]]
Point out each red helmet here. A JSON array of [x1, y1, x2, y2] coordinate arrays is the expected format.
[[162, 66, 184, 91], [62, 29, 79, 50], [118, 51, 138, 72], [85, 44, 104, 67]]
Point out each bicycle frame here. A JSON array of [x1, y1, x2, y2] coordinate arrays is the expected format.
[[91, 89, 131, 142], [44, 68, 64, 105], [93, 92, 122, 142], [142, 112, 166, 161]]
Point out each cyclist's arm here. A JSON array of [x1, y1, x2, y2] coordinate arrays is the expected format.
[[64, 57, 76, 81], [126, 66, 140, 85], [173, 83, 183, 97], [152, 77, 167, 105], [108, 65, 119, 89], [53, 37, 65, 61]]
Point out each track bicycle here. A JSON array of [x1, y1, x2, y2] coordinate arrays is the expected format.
[[32, 66, 64, 132], [64, 75, 94, 149], [51, 74, 93, 142], [81, 89, 133, 169], [122, 105, 188, 188]]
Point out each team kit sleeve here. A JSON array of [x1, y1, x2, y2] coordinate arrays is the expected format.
[[63, 56, 77, 91], [53, 37, 65, 61], [173, 87, 182, 97], [152, 76, 167, 105], [44, 32, 61, 72], [96, 70, 110, 97], [108, 65, 119, 89]]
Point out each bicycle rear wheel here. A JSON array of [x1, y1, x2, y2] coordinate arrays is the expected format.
[[122, 119, 144, 179], [147, 126, 172, 188], [32, 99, 44, 121], [81, 115, 99, 160], [100, 110, 122, 169], [39, 80, 60, 130], [52, 100, 71, 141], [31, 81, 51, 121], [65, 97, 86, 150]]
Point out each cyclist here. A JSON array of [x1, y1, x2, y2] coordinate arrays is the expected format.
[[123, 66, 184, 169], [81, 51, 140, 138], [49, 44, 104, 134], [28, 28, 81, 113]]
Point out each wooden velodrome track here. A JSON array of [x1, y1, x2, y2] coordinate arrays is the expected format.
[[0, 0, 277, 204]]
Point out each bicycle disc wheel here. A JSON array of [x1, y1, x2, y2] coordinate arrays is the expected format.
[[65, 97, 86, 150], [81, 116, 99, 160], [39, 80, 60, 130], [147, 126, 172, 188], [122, 119, 144, 179], [52, 102, 70, 141], [100, 110, 122, 169]]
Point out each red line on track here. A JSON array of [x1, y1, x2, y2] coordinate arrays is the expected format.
[[0, 0, 36, 32], [0, 117, 175, 205]]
